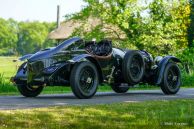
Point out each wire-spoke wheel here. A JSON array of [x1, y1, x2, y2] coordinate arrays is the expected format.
[[79, 66, 95, 94], [161, 62, 181, 94], [70, 62, 99, 99]]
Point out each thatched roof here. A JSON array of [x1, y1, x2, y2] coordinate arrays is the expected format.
[[48, 17, 126, 40]]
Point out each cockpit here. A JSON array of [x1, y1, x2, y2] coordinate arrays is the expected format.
[[85, 40, 112, 57], [56, 37, 113, 58]]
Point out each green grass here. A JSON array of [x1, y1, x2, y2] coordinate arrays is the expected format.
[[0, 99, 193, 129], [0, 57, 19, 79]]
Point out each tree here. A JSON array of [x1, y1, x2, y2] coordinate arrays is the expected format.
[[0, 18, 18, 55], [17, 21, 55, 55], [142, 0, 190, 55], [71, 0, 190, 56], [73, 0, 144, 48], [179, 0, 194, 74], [188, 0, 194, 48]]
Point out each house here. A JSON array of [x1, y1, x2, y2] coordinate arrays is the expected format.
[[48, 17, 126, 40]]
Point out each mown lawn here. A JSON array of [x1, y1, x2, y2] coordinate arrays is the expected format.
[[0, 99, 193, 129], [0, 57, 20, 79]]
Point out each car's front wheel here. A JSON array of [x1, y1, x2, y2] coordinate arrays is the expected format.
[[17, 84, 43, 97], [70, 61, 99, 99], [161, 62, 181, 94]]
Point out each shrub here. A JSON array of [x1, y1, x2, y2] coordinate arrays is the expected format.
[[181, 72, 194, 87]]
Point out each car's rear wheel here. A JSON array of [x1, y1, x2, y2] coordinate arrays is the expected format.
[[161, 62, 181, 94], [70, 61, 99, 99], [17, 84, 43, 97], [111, 83, 129, 93], [122, 50, 145, 84]]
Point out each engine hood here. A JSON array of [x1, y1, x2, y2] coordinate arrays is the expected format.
[[28, 37, 81, 62]]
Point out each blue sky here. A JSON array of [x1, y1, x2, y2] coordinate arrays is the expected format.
[[0, 0, 86, 22]]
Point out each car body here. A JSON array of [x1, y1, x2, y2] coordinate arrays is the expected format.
[[11, 37, 181, 99]]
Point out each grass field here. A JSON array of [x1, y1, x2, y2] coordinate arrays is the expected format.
[[0, 57, 19, 79], [0, 99, 193, 129]]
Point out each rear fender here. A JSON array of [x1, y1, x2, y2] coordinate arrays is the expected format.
[[156, 56, 181, 85]]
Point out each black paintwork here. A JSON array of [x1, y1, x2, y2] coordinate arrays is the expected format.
[[12, 37, 181, 87]]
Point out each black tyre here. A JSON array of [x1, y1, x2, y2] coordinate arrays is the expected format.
[[17, 84, 43, 97], [161, 62, 181, 95], [70, 61, 99, 99], [111, 83, 129, 93], [122, 50, 145, 84]]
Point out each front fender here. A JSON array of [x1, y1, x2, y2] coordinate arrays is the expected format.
[[68, 54, 104, 83], [19, 54, 33, 61], [68, 54, 92, 62], [156, 56, 181, 85], [11, 62, 27, 85]]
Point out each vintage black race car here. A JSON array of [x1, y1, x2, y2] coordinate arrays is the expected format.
[[11, 37, 181, 99]]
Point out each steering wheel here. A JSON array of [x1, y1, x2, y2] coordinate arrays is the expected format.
[[86, 40, 112, 56], [104, 42, 112, 56], [94, 43, 103, 56], [85, 42, 96, 54], [96, 41, 112, 56]]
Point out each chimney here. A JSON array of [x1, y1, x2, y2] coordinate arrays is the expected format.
[[57, 5, 60, 28]]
